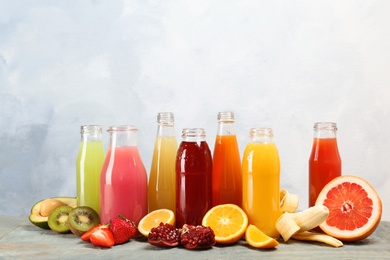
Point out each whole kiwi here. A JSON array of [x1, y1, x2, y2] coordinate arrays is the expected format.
[[68, 206, 100, 236]]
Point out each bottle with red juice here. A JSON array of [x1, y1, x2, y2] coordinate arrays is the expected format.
[[309, 122, 342, 207], [176, 128, 212, 228]]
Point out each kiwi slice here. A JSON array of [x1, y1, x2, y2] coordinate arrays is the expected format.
[[48, 205, 73, 233], [68, 206, 100, 236]]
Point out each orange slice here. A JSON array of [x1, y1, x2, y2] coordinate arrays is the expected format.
[[138, 209, 175, 237], [245, 224, 279, 249], [201, 204, 248, 244]]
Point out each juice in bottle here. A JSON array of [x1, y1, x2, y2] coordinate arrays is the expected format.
[[149, 112, 178, 212], [100, 126, 148, 225], [76, 125, 105, 215], [309, 122, 341, 207], [242, 128, 281, 238], [176, 128, 212, 227], [212, 111, 242, 207]]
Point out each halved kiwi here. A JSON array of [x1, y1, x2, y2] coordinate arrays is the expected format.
[[48, 205, 73, 233], [68, 206, 100, 236], [29, 197, 76, 229]]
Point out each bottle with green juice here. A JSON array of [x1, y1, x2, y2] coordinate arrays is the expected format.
[[76, 125, 105, 215]]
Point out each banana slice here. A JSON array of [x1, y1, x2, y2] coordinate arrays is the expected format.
[[280, 189, 299, 213]]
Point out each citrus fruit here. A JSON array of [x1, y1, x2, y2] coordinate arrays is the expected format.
[[245, 224, 279, 249], [137, 209, 175, 237], [201, 204, 248, 244], [315, 175, 382, 242]]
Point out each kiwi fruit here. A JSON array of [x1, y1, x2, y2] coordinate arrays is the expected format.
[[68, 206, 100, 236], [48, 205, 73, 233]]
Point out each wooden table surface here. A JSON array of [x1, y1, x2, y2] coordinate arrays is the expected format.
[[1, 216, 389, 259]]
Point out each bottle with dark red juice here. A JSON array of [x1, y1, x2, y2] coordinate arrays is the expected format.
[[309, 122, 342, 207], [176, 128, 212, 228]]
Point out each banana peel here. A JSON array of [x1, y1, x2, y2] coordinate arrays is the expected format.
[[292, 231, 343, 248]]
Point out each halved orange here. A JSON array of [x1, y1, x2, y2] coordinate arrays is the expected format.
[[201, 204, 248, 244], [138, 209, 175, 237], [245, 224, 279, 249]]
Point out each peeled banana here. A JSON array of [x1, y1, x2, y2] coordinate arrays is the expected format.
[[276, 190, 343, 247]]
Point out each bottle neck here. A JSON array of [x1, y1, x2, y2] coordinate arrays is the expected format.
[[249, 128, 274, 144], [156, 112, 176, 137], [181, 128, 207, 142], [157, 124, 176, 137], [80, 125, 102, 142], [313, 122, 338, 139], [217, 121, 236, 136], [216, 111, 236, 136], [108, 125, 138, 147]]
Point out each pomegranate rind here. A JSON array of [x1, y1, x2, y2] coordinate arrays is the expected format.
[[315, 175, 382, 242]]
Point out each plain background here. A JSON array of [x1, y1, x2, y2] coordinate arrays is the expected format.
[[1, 1, 389, 221]]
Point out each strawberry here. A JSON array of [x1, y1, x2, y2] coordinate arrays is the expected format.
[[81, 224, 103, 242], [109, 215, 137, 245], [89, 226, 115, 248]]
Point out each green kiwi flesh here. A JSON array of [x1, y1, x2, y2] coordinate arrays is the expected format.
[[68, 206, 100, 236], [48, 205, 73, 233]]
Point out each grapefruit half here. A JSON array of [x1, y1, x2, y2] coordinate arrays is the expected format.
[[315, 175, 382, 242]]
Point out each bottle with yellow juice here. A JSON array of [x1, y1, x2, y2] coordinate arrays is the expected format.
[[242, 128, 281, 238], [148, 112, 178, 213]]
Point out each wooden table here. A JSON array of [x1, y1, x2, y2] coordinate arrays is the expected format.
[[1, 216, 389, 259]]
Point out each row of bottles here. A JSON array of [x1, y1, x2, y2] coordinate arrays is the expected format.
[[76, 113, 341, 238]]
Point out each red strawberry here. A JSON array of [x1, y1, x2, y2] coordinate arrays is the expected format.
[[81, 224, 103, 242], [109, 215, 137, 245], [89, 226, 115, 248]]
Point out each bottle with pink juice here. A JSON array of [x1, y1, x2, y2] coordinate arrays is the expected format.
[[100, 125, 148, 225]]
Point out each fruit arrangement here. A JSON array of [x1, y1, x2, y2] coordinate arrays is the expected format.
[[29, 175, 382, 250]]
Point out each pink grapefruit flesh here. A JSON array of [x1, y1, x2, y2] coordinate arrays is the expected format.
[[315, 175, 382, 242]]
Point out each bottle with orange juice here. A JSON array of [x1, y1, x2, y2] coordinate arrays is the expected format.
[[212, 111, 242, 207], [148, 112, 178, 213], [242, 128, 281, 238]]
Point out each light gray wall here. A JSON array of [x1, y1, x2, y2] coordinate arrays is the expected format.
[[1, 1, 389, 221]]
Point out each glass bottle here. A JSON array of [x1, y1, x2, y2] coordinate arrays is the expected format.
[[242, 128, 281, 238], [212, 111, 242, 207], [148, 112, 178, 213], [100, 125, 148, 225], [76, 125, 105, 215], [309, 122, 342, 207], [176, 128, 212, 227]]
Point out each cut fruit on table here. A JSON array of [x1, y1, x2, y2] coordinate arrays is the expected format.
[[138, 209, 175, 237], [29, 197, 77, 229], [245, 224, 279, 249], [201, 203, 248, 244], [315, 175, 382, 242], [48, 205, 73, 234], [276, 205, 329, 242], [68, 206, 100, 237]]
